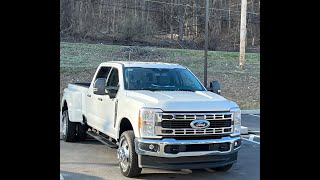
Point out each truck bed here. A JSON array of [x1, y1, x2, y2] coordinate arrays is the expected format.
[[64, 82, 91, 121]]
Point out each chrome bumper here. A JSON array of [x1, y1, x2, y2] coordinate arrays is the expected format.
[[134, 136, 241, 158]]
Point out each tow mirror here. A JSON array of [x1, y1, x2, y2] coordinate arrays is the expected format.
[[208, 80, 221, 95], [93, 78, 106, 95]]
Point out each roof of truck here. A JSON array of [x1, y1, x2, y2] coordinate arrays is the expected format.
[[100, 61, 185, 69]]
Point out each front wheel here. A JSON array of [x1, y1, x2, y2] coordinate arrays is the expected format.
[[212, 164, 233, 172], [117, 130, 142, 177], [62, 110, 76, 142]]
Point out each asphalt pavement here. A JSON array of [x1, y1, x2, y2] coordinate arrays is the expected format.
[[60, 113, 260, 180]]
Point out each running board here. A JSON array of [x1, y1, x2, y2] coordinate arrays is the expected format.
[[86, 131, 118, 148]]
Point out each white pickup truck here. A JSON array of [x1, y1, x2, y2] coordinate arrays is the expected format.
[[60, 61, 242, 177]]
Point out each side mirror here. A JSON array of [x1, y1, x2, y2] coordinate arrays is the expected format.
[[106, 86, 119, 99], [208, 80, 221, 95], [93, 78, 107, 95]]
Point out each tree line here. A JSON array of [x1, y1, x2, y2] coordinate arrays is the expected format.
[[60, 0, 260, 52]]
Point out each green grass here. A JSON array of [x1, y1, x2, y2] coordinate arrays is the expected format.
[[60, 42, 123, 68], [61, 42, 260, 66], [60, 42, 260, 109]]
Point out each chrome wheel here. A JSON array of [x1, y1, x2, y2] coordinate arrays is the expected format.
[[117, 137, 130, 172], [117, 131, 142, 177], [61, 110, 76, 142]]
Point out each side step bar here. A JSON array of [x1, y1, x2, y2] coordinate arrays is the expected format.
[[86, 131, 118, 149]]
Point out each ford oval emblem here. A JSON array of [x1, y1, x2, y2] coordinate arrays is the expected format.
[[190, 119, 210, 129]]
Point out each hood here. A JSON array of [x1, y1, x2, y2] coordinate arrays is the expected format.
[[125, 90, 238, 112]]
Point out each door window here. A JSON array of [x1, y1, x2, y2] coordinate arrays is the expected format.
[[106, 68, 119, 87], [95, 66, 112, 81]]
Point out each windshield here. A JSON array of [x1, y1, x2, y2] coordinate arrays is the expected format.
[[124, 67, 205, 91]]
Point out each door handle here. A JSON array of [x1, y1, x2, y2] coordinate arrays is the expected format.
[[87, 94, 91, 97], [98, 98, 103, 101]]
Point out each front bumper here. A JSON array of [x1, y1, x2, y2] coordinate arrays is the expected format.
[[139, 152, 238, 170], [135, 136, 241, 169], [134, 136, 241, 158]]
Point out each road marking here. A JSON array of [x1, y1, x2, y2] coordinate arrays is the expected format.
[[248, 134, 255, 141], [242, 134, 260, 145], [249, 114, 260, 117], [60, 174, 64, 180], [248, 130, 260, 134]]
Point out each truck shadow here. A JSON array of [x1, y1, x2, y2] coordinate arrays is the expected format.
[[136, 169, 229, 180], [75, 139, 105, 145], [60, 139, 105, 145]]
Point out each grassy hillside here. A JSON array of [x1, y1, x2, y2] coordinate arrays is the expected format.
[[60, 42, 260, 109]]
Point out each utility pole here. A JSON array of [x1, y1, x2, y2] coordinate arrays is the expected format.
[[178, 0, 183, 41], [239, 0, 247, 70], [204, 0, 209, 87]]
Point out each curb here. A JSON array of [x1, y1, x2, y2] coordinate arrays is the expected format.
[[241, 126, 248, 135], [241, 109, 259, 134], [241, 109, 260, 115]]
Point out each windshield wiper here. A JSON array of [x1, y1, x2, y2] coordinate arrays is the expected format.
[[175, 89, 196, 92], [129, 88, 159, 91], [129, 88, 196, 92]]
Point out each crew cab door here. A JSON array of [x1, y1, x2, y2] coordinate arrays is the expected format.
[[86, 66, 112, 131], [86, 66, 119, 137], [98, 67, 119, 136]]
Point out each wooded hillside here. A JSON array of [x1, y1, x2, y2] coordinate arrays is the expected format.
[[60, 0, 260, 52]]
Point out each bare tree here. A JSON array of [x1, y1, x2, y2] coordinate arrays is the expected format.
[[60, 0, 260, 52]]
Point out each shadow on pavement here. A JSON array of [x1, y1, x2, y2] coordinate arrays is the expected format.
[[60, 162, 118, 166], [60, 170, 105, 180], [135, 168, 230, 180], [73, 139, 104, 145], [60, 139, 105, 145]]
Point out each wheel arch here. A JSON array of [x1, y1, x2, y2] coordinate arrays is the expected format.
[[118, 118, 135, 141], [62, 100, 68, 112]]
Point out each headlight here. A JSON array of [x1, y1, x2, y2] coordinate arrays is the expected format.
[[230, 107, 241, 136], [138, 108, 162, 138]]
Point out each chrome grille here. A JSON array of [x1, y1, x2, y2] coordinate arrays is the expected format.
[[160, 114, 232, 120], [161, 120, 231, 128], [155, 112, 233, 136]]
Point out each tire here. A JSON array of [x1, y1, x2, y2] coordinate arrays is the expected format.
[[212, 164, 233, 172], [76, 123, 88, 141], [62, 110, 76, 142], [117, 130, 142, 177]]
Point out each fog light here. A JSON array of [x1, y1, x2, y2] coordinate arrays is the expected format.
[[149, 144, 155, 150], [234, 139, 241, 148], [139, 143, 159, 152]]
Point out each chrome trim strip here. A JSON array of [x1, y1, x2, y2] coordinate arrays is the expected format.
[[135, 136, 241, 158], [156, 112, 233, 136]]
